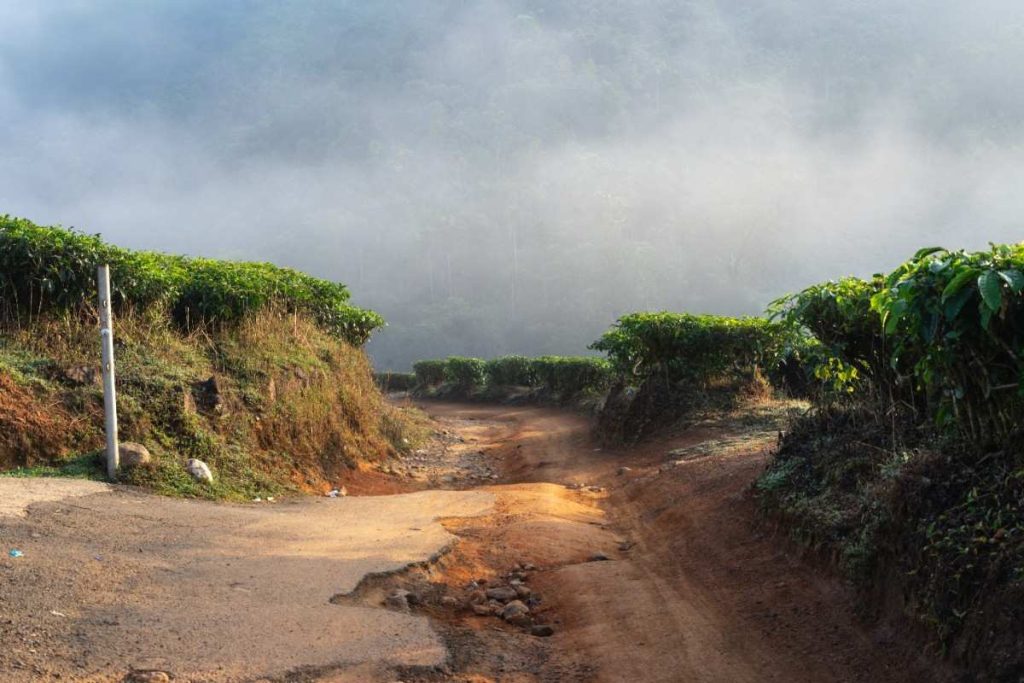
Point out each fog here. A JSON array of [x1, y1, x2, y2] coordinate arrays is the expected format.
[[2, 1, 1023, 369]]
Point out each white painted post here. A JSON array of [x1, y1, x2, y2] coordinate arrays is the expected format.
[[97, 265, 119, 480]]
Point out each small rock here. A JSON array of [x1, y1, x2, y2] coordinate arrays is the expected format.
[[125, 672, 171, 683], [502, 600, 532, 626], [520, 562, 537, 571], [531, 624, 555, 637], [485, 586, 519, 602], [587, 553, 610, 562], [488, 600, 506, 616], [514, 584, 532, 599], [468, 589, 487, 605], [471, 603, 492, 616], [440, 596, 460, 608], [617, 466, 632, 475], [186, 458, 213, 483], [119, 442, 151, 468]]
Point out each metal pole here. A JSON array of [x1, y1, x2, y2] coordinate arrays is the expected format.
[[97, 265, 119, 480]]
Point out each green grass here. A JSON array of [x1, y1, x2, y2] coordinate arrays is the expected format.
[[0, 452, 106, 480]]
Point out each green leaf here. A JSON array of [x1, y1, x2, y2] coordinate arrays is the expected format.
[[884, 299, 907, 335], [941, 268, 980, 301], [980, 302, 994, 330], [998, 269, 1024, 293], [978, 270, 1003, 312], [943, 287, 973, 322], [914, 246, 946, 260]]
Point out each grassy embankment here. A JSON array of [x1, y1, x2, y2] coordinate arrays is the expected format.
[[0, 215, 424, 499]]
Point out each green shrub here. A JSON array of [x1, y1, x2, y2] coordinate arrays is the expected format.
[[0, 215, 382, 345], [485, 355, 538, 386], [591, 312, 785, 386], [871, 243, 1024, 440], [412, 359, 447, 387], [531, 355, 612, 395], [768, 277, 886, 398], [770, 243, 1024, 441], [444, 356, 487, 389]]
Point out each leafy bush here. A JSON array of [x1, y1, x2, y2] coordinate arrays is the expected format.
[[444, 356, 487, 390], [412, 359, 447, 387], [0, 215, 382, 345], [768, 277, 886, 398], [531, 355, 612, 395], [485, 355, 538, 386], [871, 244, 1024, 440], [770, 243, 1024, 440], [591, 312, 786, 386]]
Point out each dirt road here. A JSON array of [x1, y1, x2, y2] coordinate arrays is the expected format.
[[413, 402, 952, 683], [0, 401, 952, 681]]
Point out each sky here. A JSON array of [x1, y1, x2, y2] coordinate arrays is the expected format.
[[2, 1, 1023, 369]]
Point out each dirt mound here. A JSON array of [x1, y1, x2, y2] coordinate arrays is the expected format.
[[0, 373, 81, 469]]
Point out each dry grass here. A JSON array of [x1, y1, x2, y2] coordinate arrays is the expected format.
[[0, 308, 420, 499]]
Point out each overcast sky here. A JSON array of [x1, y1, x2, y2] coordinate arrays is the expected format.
[[2, 1, 1023, 368]]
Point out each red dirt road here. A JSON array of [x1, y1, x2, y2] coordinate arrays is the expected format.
[[0, 400, 958, 681], [419, 401, 954, 683]]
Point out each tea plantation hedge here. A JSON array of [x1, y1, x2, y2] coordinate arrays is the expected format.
[[0, 215, 382, 345]]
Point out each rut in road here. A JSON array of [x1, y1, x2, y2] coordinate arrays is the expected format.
[[416, 401, 953, 683]]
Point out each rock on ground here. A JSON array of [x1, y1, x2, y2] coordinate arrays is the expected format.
[[186, 458, 213, 483], [120, 442, 151, 468]]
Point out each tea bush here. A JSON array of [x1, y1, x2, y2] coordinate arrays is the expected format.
[[768, 277, 886, 399], [444, 356, 487, 389], [530, 355, 612, 395], [873, 243, 1024, 440], [485, 355, 537, 386], [771, 243, 1024, 440], [410, 354, 611, 397], [413, 359, 447, 387], [590, 312, 786, 386], [0, 215, 382, 345]]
